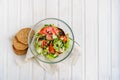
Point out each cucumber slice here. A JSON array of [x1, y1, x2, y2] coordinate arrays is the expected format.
[[52, 34, 57, 39], [46, 53, 58, 59], [34, 41, 39, 49], [36, 47, 43, 54], [64, 38, 70, 49], [53, 54, 58, 58], [46, 54, 54, 59]]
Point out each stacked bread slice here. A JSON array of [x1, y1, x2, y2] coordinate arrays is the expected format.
[[12, 28, 34, 55]]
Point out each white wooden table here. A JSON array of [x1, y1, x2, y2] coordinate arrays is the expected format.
[[0, 0, 119, 80]]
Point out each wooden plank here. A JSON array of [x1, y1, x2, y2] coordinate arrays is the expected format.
[[0, 0, 7, 80], [112, 0, 120, 80], [3, 1, 8, 79], [59, 0, 72, 80], [72, 0, 82, 80], [18, 0, 33, 80], [85, 0, 98, 79], [99, 0, 112, 79], [32, 0, 46, 80], [7, 0, 20, 80], [45, 0, 58, 18], [45, 0, 59, 80], [82, 0, 86, 79], [33, 0, 46, 23]]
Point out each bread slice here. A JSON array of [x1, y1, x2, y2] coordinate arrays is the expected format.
[[12, 46, 27, 55], [13, 37, 28, 50]]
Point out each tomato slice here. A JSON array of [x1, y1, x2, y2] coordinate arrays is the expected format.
[[42, 40, 48, 47], [61, 36, 67, 43], [52, 27, 59, 35], [39, 27, 48, 34], [39, 26, 59, 35], [46, 34, 53, 40], [63, 36, 67, 42], [49, 43, 55, 53], [39, 26, 60, 40]]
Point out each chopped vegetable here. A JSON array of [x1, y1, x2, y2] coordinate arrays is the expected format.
[[36, 47, 43, 54], [49, 43, 55, 53], [34, 24, 70, 59]]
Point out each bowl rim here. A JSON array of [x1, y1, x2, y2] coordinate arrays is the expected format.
[[28, 18, 74, 64]]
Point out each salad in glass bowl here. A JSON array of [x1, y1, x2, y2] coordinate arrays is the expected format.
[[28, 18, 74, 64], [34, 24, 70, 59]]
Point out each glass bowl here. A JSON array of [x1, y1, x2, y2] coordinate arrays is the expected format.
[[28, 18, 74, 64]]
